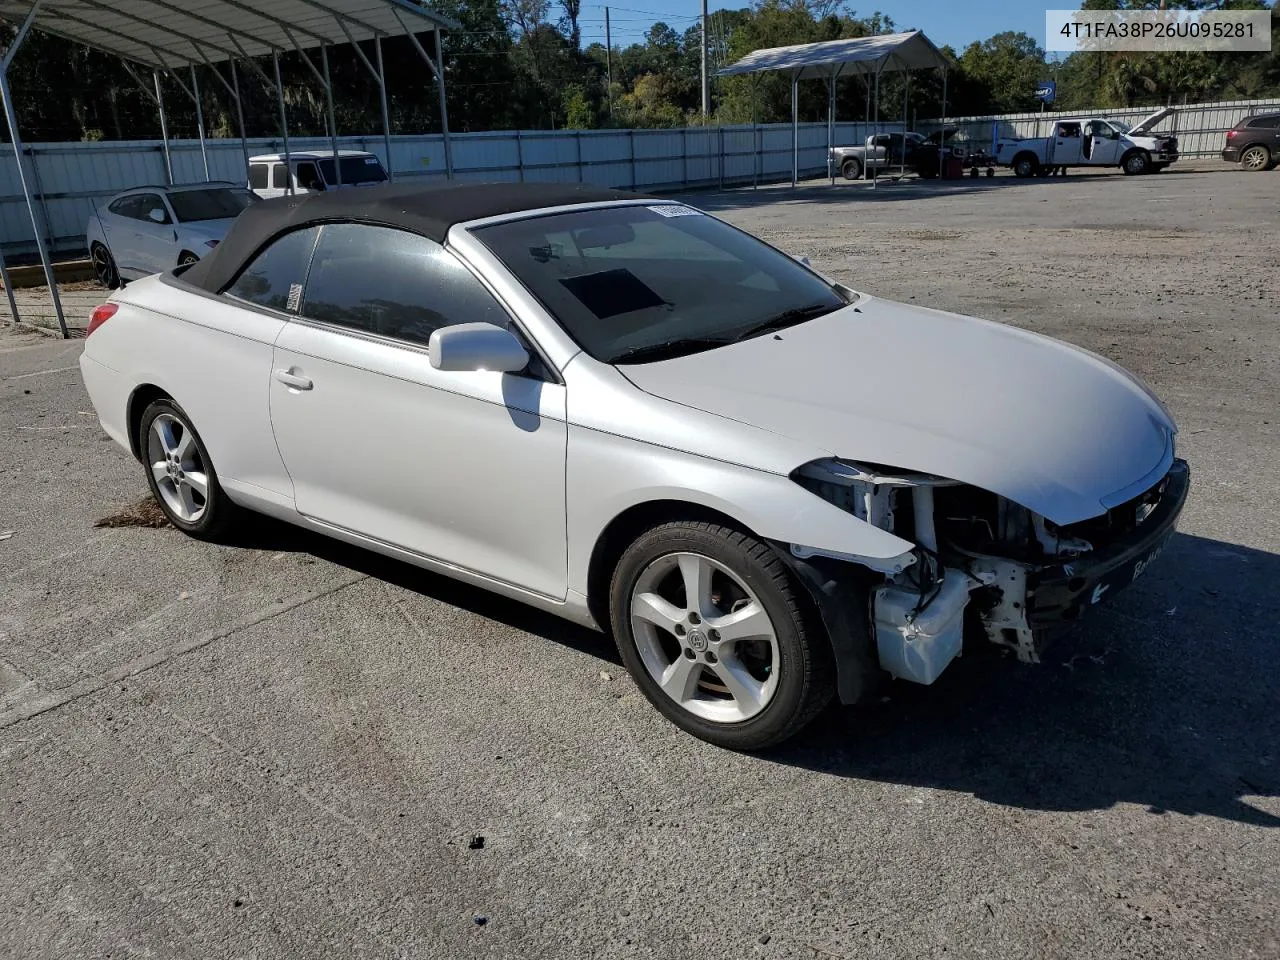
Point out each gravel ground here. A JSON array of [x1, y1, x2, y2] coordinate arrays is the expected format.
[[1, 165, 1277, 960]]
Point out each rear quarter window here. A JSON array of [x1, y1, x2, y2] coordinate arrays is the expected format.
[[249, 164, 269, 189], [1246, 115, 1279, 129], [223, 226, 321, 312]]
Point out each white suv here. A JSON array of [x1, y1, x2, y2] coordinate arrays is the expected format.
[[248, 150, 390, 199]]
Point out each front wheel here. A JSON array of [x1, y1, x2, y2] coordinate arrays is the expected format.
[[138, 398, 240, 540], [609, 521, 835, 750], [1122, 150, 1151, 175], [840, 157, 862, 181]]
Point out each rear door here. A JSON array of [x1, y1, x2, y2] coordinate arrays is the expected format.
[[131, 192, 178, 274], [268, 223, 569, 598], [101, 196, 144, 276], [1051, 122, 1083, 165]]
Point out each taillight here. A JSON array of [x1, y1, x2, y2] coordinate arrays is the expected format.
[[1227, 130, 1236, 139], [87, 303, 118, 336]]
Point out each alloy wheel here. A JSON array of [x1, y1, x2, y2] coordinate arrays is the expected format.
[[91, 244, 117, 288], [1241, 146, 1270, 171], [146, 413, 209, 523], [629, 551, 780, 724]]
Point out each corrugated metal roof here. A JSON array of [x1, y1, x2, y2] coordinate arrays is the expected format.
[[0, 0, 458, 69], [717, 30, 949, 80]]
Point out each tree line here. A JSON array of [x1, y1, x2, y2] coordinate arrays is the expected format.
[[1, 0, 1277, 145]]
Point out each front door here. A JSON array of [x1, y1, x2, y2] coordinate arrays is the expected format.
[[268, 222, 569, 599], [1086, 121, 1122, 166]]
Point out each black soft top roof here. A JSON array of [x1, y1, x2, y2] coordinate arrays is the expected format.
[[182, 181, 651, 294]]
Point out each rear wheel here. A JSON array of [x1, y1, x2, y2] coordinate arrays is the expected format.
[[177, 250, 199, 267], [609, 521, 835, 750], [1012, 155, 1039, 178], [1240, 145, 1271, 171], [138, 398, 239, 540], [90, 242, 119, 289], [840, 157, 862, 181]]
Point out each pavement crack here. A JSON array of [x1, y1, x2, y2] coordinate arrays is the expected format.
[[0, 574, 368, 729]]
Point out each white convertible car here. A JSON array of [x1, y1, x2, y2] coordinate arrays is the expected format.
[[79, 183, 1189, 749]]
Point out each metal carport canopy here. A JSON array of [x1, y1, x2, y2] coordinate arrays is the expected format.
[[717, 30, 951, 188], [0, 0, 459, 338], [0, 0, 457, 69]]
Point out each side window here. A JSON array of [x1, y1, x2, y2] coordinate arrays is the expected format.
[[223, 226, 321, 311], [248, 164, 268, 189], [108, 196, 138, 218], [300, 223, 509, 346], [1248, 115, 1279, 129], [296, 161, 322, 190], [271, 163, 288, 188]]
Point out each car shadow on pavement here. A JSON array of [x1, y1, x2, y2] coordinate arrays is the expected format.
[[765, 531, 1280, 828], [228, 517, 1276, 826], [230, 514, 619, 666]]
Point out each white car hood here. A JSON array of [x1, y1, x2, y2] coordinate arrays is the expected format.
[[619, 298, 1176, 526], [1127, 106, 1174, 136]]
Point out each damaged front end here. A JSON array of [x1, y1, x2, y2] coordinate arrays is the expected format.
[[786, 456, 1191, 698]]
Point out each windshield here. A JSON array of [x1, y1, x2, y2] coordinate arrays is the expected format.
[[168, 187, 257, 223], [475, 204, 847, 364], [317, 156, 389, 185], [1110, 120, 1131, 134]]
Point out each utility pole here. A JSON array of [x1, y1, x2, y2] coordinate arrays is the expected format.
[[701, 0, 709, 117], [605, 7, 613, 119]]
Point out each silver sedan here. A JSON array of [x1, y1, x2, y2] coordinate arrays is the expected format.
[[78, 183, 1189, 749]]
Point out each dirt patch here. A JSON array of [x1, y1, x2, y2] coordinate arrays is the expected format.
[[891, 229, 963, 242], [94, 496, 171, 529]]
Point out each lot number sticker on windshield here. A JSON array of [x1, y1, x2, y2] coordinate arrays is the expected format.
[[649, 204, 701, 218]]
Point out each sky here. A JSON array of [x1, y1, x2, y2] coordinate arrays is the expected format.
[[575, 1, 1046, 54]]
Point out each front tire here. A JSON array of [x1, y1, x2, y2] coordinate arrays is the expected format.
[[1240, 145, 1271, 172], [138, 398, 239, 540], [1122, 149, 1151, 175], [609, 521, 835, 750], [840, 157, 862, 181]]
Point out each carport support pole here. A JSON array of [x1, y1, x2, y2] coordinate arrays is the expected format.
[[0, 0, 68, 338], [231, 61, 249, 182], [872, 59, 881, 191], [938, 66, 948, 173], [901, 60, 908, 181], [321, 45, 342, 187], [154, 71, 173, 185], [374, 37, 394, 182], [271, 51, 293, 196], [433, 33, 453, 180], [790, 71, 798, 188], [827, 69, 835, 185], [191, 66, 210, 182]]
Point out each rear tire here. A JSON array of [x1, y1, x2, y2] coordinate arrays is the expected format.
[[1012, 154, 1039, 178], [609, 521, 835, 751], [90, 242, 119, 290], [1240, 145, 1271, 172], [138, 398, 240, 541], [840, 157, 862, 181], [177, 251, 199, 267]]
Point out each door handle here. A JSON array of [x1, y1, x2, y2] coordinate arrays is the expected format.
[[275, 369, 313, 390]]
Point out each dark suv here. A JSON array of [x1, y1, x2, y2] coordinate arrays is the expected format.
[[1221, 113, 1279, 171]]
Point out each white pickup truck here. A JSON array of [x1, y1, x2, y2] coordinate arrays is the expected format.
[[996, 107, 1179, 177]]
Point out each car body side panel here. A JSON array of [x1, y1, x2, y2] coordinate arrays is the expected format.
[[79, 276, 294, 501], [270, 321, 570, 599]]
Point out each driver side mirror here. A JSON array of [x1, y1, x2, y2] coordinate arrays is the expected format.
[[429, 322, 529, 373], [148, 208, 168, 224]]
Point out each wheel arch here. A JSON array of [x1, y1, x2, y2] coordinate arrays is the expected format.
[[1121, 146, 1150, 171], [126, 383, 172, 461]]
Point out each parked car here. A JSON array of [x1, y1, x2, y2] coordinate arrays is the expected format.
[[248, 149, 389, 199], [1221, 112, 1279, 171], [829, 132, 946, 180], [78, 183, 1189, 750], [88, 182, 258, 289], [996, 108, 1180, 177]]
